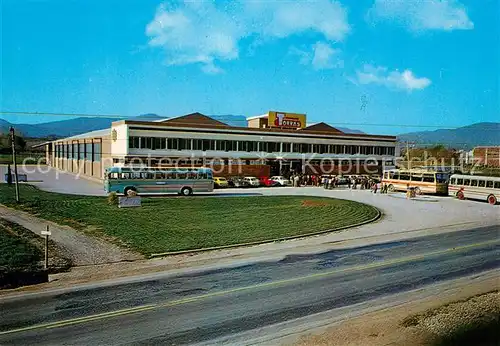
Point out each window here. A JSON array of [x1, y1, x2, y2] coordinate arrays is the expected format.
[[301, 143, 312, 153], [436, 173, 449, 183], [129, 137, 140, 149], [79, 143, 85, 160], [464, 179, 470, 186], [282, 143, 291, 152], [73, 143, 78, 159], [238, 141, 248, 152], [225, 140, 236, 151], [68, 144, 72, 159], [471, 179, 478, 187], [423, 174, 435, 183], [486, 180, 493, 188], [494, 182, 500, 189], [108, 173, 119, 180], [93, 143, 101, 162], [248, 141, 258, 152], [85, 143, 92, 161], [200, 139, 214, 151], [268, 142, 279, 153], [216, 140, 225, 151], [179, 138, 190, 150], [167, 138, 179, 150], [399, 173, 410, 181], [457, 178, 463, 185], [292, 143, 300, 153], [478, 180, 486, 187], [154, 137, 166, 150], [412, 175, 423, 182], [166, 170, 176, 179], [177, 171, 187, 179], [388, 147, 395, 156]]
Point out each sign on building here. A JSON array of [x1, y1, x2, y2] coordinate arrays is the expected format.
[[118, 196, 142, 208], [268, 111, 306, 130]]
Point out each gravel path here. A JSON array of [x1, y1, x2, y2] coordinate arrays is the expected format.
[[0, 205, 142, 266]]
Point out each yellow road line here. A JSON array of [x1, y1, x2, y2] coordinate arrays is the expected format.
[[1, 239, 498, 336]]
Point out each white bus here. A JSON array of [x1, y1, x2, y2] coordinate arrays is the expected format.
[[448, 174, 500, 205]]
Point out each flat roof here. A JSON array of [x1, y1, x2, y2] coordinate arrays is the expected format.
[[55, 128, 110, 142]]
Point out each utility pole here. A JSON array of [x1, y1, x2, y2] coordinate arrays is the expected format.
[[41, 225, 51, 270], [10, 127, 20, 202]]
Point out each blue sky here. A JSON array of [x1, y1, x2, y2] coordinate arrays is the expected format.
[[1, 0, 498, 135]]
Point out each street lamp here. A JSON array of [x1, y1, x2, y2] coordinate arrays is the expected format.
[[10, 127, 20, 202]]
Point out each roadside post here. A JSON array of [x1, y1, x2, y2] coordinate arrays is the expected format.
[[9, 126, 20, 202], [41, 225, 51, 269]]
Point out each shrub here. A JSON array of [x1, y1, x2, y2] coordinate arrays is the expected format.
[[107, 192, 119, 205]]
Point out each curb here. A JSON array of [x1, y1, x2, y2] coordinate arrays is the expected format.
[[148, 207, 382, 258]]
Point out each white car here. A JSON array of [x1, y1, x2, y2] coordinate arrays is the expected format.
[[243, 176, 261, 187], [270, 176, 290, 186]]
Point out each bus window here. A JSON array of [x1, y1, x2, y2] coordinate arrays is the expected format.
[[436, 173, 448, 183], [187, 171, 197, 179], [108, 172, 119, 179], [197, 172, 207, 179], [471, 180, 478, 187], [411, 175, 423, 182], [121, 173, 131, 179], [457, 178, 463, 185], [495, 182, 500, 189], [450, 178, 456, 185], [464, 179, 470, 185], [423, 174, 435, 183], [486, 181, 493, 188], [142, 172, 155, 179], [478, 180, 486, 188], [131, 172, 142, 179], [399, 173, 410, 180], [177, 171, 187, 179]]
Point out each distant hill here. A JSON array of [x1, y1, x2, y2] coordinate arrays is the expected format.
[[398, 122, 500, 150]]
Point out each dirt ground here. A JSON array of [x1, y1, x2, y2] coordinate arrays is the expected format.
[[293, 275, 500, 346]]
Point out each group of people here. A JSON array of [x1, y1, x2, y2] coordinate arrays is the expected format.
[[285, 173, 392, 194], [288, 174, 322, 187]]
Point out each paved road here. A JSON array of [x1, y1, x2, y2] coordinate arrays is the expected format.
[[0, 225, 499, 345]]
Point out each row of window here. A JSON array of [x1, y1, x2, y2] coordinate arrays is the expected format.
[[108, 171, 211, 180], [54, 143, 102, 162], [450, 178, 500, 189], [384, 172, 449, 183], [129, 137, 396, 156]]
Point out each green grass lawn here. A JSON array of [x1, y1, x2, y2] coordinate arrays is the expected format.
[[0, 153, 46, 165], [0, 185, 380, 255], [0, 219, 42, 270]]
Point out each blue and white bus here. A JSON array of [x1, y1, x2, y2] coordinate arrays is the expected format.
[[104, 166, 213, 196]]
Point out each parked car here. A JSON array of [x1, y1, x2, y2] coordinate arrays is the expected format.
[[243, 176, 261, 187], [259, 176, 280, 187], [270, 176, 290, 186], [213, 177, 229, 188], [228, 176, 250, 188]]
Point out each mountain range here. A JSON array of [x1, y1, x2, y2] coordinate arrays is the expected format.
[[397, 122, 500, 150], [0, 114, 364, 138], [1, 116, 497, 149]]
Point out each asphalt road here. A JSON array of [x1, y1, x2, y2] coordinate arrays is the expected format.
[[1, 225, 499, 345]]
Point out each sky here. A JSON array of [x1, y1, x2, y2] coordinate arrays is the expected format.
[[1, 0, 498, 135]]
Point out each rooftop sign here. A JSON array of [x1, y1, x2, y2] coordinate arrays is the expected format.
[[268, 111, 306, 129]]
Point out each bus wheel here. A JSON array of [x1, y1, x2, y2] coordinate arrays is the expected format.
[[414, 187, 421, 195], [456, 191, 465, 200], [388, 184, 395, 192], [487, 194, 497, 205], [180, 187, 193, 196], [124, 187, 137, 197]]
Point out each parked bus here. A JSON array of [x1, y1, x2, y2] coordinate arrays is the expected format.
[[448, 174, 500, 205], [104, 166, 213, 196], [382, 169, 449, 195]]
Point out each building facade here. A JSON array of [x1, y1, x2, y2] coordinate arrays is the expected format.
[[45, 112, 398, 181]]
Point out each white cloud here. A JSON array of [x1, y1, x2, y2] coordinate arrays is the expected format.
[[354, 64, 431, 91], [146, 0, 350, 73], [368, 0, 474, 32], [290, 41, 343, 70]]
